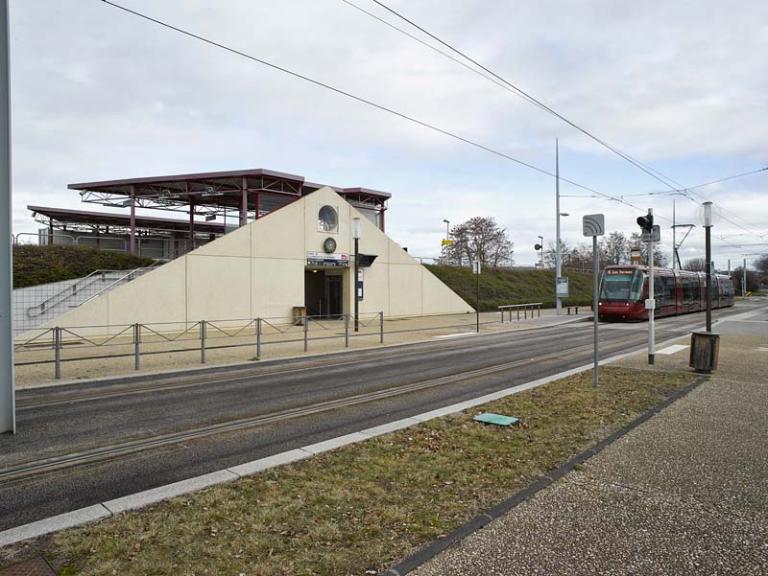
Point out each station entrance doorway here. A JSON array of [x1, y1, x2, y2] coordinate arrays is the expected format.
[[304, 269, 345, 319]]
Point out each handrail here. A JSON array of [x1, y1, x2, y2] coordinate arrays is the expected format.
[[498, 302, 543, 322], [25, 268, 152, 318], [498, 302, 544, 310], [80, 266, 156, 306]]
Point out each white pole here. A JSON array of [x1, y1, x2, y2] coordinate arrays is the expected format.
[[592, 234, 599, 387], [0, 0, 15, 433], [647, 209, 655, 366], [555, 139, 562, 315], [743, 258, 746, 296]]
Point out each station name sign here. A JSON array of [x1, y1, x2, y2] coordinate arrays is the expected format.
[[605, 268, 636, 275], [307, 252, 350, 268]]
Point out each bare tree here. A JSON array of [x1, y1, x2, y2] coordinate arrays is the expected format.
[[755, 253, 768, 274], [440, 217, 514, 268], [600, 232, 629, 265], [629, 233, 668, 267], [683, 257, 708, 272]]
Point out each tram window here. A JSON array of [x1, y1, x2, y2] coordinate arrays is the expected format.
[[600, 272, 634, 300], [683, 278, 697, 303]]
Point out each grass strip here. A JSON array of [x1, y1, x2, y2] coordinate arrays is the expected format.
[[18, 366, 694, 575]]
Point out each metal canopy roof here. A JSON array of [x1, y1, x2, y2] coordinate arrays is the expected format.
[[29, 205, 225, 235], [67, 168, 391, 216]]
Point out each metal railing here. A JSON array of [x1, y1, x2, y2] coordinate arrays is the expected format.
[[13, 311, 509, 382], [25, 267, 153, 318], [498, 302, 543, 322]]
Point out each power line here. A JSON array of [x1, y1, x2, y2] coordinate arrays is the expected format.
[[361, 0, 768, 234], [686, 166, 768, 192], [364, 0, 688, 192], [98, 0, 650, 216]]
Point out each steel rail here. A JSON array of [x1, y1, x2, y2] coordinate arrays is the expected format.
[[2, 353, 561, 483]]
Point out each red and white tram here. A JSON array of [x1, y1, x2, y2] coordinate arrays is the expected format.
[[598, 265, 735, 322]]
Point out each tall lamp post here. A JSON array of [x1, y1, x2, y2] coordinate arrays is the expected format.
[[555, 139, 561, 314], [703, 202, 713, 332], [0, 0, 15, 434], [352, 217, 361, 333], [442, 219, 450, 239]]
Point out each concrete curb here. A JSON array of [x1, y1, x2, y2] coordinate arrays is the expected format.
[[1, 308, 758, 549], [381, 375, 710, 576]]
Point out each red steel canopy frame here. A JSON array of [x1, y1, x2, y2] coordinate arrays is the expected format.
[[66, 168, 390, 254]]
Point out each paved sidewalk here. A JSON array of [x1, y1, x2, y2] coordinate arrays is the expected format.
[[414, 313, 768, 576]]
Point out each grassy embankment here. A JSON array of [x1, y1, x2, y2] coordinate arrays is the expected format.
[[4, 366, 696, 576], [426, 264, 593, 310], [13, 245, 155, 288]]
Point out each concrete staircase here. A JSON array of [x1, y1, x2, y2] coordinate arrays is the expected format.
[[13, 267, 154, 335]]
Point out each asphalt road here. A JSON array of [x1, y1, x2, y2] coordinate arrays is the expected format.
[[0, 301, 763, 531]]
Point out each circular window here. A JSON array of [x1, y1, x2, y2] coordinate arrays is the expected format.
[[323, 237, 337, 254], [318, 205, 338, 233]]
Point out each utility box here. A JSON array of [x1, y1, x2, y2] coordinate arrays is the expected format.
[[689, 332, 720, 373], [292, 306, 306, 326]]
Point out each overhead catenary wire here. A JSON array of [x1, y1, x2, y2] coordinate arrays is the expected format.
[[98, 0, 652, 216], [364, 0, 688, 192], [361, 0, 768, 236]]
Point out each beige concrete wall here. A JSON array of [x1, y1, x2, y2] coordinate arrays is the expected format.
[[33, 187, 471, 334]]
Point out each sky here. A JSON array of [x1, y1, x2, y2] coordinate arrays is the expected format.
[[9, 0, 768, 268]]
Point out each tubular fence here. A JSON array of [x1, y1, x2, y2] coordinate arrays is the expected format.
[[12, 308, 532, 382]]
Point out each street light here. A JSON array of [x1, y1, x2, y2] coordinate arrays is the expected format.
[[0, 0, 14, 434], [442, 219, 450, 239], [702, 201, 713, 332], [352, 217, 362, 333]]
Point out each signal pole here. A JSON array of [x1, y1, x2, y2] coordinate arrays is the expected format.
[[637, 209, 656, 365], [0, 0, 15, 434]]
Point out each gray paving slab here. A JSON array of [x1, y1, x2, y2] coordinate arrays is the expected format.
[[413, 328, 768, 576]]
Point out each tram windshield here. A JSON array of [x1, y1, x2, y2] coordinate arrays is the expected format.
[[600, 270, 645, 301]]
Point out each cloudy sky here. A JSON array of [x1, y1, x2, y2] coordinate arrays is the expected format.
[[9, 0, 768, 267]]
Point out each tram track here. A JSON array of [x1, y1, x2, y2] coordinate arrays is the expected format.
[[2, 324, 708, 483]]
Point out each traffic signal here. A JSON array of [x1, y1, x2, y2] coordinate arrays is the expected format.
[[637, 210, 654, 232]]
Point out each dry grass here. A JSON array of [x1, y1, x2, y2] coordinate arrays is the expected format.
[[31, 366, 693, 575]]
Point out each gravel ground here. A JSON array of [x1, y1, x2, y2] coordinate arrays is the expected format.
[[13, 309, 587, 388], [413, 315, 768, 576]]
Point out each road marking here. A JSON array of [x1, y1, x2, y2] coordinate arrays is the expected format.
[[657, 344, 689, 355], [758, 347, 768, 352], [433, 332, 478, 339]]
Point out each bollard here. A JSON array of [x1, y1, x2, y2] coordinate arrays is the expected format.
[[256, 318, 262, 360], [53, 327, 62, 380], [304, 317, 309, 352], [344, 314, 349, 348], [538, 304, 541, 318], [379, 311, 384, 344], [133, 323, 141, 371], [200, 321, 207, 364]]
